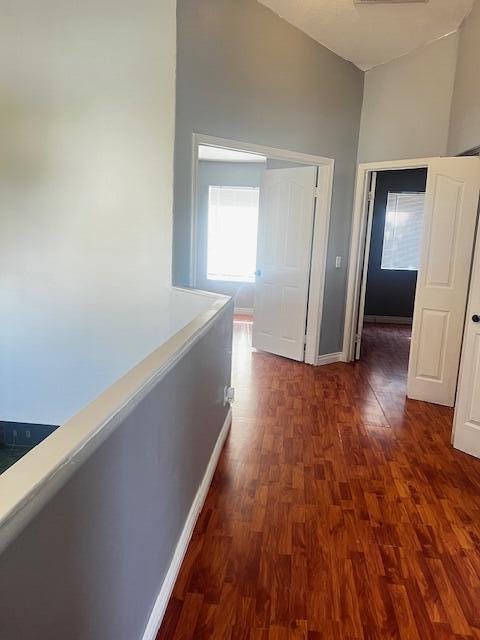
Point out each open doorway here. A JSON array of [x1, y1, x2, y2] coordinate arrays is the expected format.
[[190, 134, 335, 364], [355, 168, 427, 388], [343, 157, 480, 408]]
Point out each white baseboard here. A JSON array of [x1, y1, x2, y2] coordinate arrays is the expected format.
[[234, 307, 253, 316], [141, 408, 232, 640], [315, 352, 342, 366], [364, 315, 412, 325]]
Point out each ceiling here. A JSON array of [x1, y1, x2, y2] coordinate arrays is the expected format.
[[199, 145, 267, 163], [257, 0, 475, 70]]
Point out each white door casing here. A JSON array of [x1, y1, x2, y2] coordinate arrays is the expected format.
[[452, 219, 480, 458], [355, 172, 377, 360], [253, 166, 317, 361], [342, 158, 434, 363], [407, 157, 480, 407]]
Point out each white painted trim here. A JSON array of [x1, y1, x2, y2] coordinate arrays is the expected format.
[[189, 136, 199, 287], [342, 158, 435, 362], [364, 315, 413, 325], [193, 133, 334, 167], [234, 307, 253, 316], [356, 158, 437, 172], [354, 171, 377, 360], [191, 133, 335, 367], [141, 408, 232, 640], [316, 352, 342, 366], [305, 164, 334, 365]]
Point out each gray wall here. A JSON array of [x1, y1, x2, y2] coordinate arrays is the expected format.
[[0, 304, 233, 640], [196, 160, 265, 309], [358, 33, 458, 163], [174, 0, 364, 354], [448, 1, 480, 155]]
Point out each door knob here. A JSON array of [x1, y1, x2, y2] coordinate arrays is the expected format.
[[255, 269, 262, 277], [473, 314, 480, 323]]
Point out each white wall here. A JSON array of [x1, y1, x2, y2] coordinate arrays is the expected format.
[[358, 33, 458, 163], [0, 0, 176, 424], [448, 1, 480, 155]]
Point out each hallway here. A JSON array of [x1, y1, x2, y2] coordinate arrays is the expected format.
[[158, 320, 480, 639]]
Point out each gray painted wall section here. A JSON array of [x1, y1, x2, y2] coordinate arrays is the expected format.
[[448, 1, 480, 156], [174, 0, 364, 354], [0, 303, 233, 640]]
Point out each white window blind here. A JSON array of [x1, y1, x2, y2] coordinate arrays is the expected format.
[[207, 185, 260, 283], [381, 192, 425, 271]]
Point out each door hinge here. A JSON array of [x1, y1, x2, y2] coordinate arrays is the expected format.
[[304, 334, 308, 345], [368, 190, 374, 203], [354, 332, 361, 343], [314, 186, 322, 199]]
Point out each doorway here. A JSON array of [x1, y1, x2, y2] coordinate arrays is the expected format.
[[194, 144, 265, 314], [343, 157, 480, 408], [190, 134, 334, 365], [354, 168, 427, 386]]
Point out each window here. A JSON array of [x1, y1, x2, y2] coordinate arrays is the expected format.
[[207, 185, 260, 283], [381, 192, 425, 271]]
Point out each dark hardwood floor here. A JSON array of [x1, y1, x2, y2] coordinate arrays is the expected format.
[[157, 320, 480, 639]]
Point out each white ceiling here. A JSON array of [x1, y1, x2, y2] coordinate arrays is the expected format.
[[199, 145, 267, 163], [258, 0, 475, 70]]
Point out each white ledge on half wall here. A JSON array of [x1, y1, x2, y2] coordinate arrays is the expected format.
[[0, 287, 232, 554]]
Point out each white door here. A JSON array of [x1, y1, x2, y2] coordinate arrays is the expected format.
[[453, 223, 480, 458], [253, 166, 317, 361], [407, 157, 480, 406], [354, 172, 377, 360]]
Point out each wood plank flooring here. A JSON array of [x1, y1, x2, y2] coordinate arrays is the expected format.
[[157, 320, 480, 639]]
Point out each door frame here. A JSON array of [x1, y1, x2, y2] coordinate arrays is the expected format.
[[342, 157, 436, 362], [452, 215, 480, 452], [354, 170, 377, 361], [190, 133, 335, 365]]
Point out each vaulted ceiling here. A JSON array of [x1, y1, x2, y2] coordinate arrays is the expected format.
[[258, 0, 476, 70]]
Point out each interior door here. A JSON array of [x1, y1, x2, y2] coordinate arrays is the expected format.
[[453, 224, 480, 458], [253, 166, 317, 361], [354, 171, 377, 360], [407, 157, 480, 406]]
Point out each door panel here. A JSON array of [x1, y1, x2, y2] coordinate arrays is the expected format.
[[424, 174, 464, 287], [415, 308, 448, 380], [253, 166, 317, 361], [407, 157, 480, 406], [453, 221, 480, 458]]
